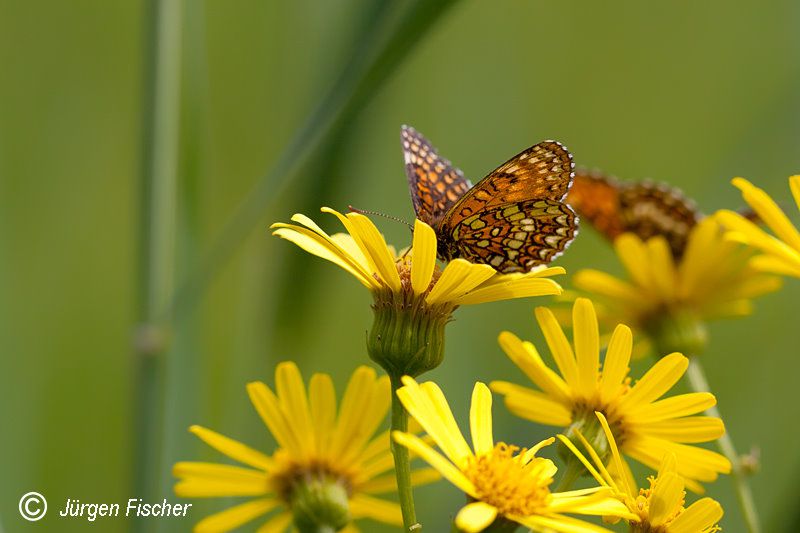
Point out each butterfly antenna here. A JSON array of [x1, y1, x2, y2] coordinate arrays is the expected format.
[[348, 205, 414, 230]]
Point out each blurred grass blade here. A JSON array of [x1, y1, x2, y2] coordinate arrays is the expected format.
[[168, 0, 463, 319], [133, 0, 182, 527]]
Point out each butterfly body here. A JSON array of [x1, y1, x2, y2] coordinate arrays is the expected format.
[[402, 126, 577, 273]]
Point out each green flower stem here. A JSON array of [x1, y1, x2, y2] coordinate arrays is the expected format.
[[390, 374, 421, 532], [555, 457, 584, 492], [685, 357, 761, 533]]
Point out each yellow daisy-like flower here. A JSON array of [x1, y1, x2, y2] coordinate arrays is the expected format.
[[392, 376, 635, 533], [491, 298, 731, 492], [271, 208, 564, 376], [173, 362, 437, 532], [717, 176, 800, 278], [560, 412, 723, 533], [571, 217, 781, 357]]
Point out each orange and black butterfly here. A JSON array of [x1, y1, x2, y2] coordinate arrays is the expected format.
[[402, 125, 578, 273], [567, 168, 700, 258]]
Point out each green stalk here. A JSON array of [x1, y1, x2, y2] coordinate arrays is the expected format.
[[390, 375, 420, 532], [685, 357, 761, 533], [555, 457, 584, 492], [134, 0, 181, 529]]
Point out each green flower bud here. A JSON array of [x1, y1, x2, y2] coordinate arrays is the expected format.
[[290, 476, 351, 533], [367, 287, 453, 378], [644, 309, 708, 357]]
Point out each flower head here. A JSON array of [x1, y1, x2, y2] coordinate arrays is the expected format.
[[491, 298, 731, 491], [272, 209, 564, 376], [560, 412, 723, 533], [173, 363, 437, 532], [392, 377, 635, 533], [570, 217, 781, 356], [716, 176, 800, 278]]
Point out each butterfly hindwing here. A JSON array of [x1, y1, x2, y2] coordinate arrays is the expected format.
[[402, 125, 472, 228], [449, 199, 577, 272]]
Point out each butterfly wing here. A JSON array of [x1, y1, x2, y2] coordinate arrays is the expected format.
[[443, 140, 574, 229], [619, 181, 700, 257], [568, 168, 700, 258], [448, 199, 577, 272], [567, 168, 626, 239], [402, 125, 472, 228]]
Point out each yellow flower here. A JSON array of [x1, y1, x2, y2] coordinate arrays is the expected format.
[[392, 377, 635, 533], [271, 208, 564, 307], [560, 412, 723, 533], [173, 363, 437, 532], [571, 217, 781, 356], [272, 208, 564, 376], [491, 298, 731, 492], [717, 176, 800, 278]]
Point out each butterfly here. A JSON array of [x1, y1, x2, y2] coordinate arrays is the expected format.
[[566, 168, 700, 258], [402, 125, 577, 273]]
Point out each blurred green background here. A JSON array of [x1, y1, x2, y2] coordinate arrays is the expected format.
[[1, 1, 798, 532]]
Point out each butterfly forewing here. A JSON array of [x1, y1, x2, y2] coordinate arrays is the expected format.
[[449, 199, 577, 273], [443, 141, 574, 229], [402, 125, 472, 228]]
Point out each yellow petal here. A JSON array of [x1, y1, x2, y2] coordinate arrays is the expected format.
[[631, 392, 716, 422], [396, 377, 472, 467], [173, 463, 269, 498], [497, 331, 570, 404], [572, 269, 643, 306], [455, 502, 498, 533], [620, 353, 688, 409], [392, 431, 476, 496], [573, 298, 600, 397], [330, 367, 381, 460], [346, 212, 402, 291], [275, 362, 313, 458], [648, 471, 684, 526], [535, 307, 580, 390], [469, 382, 494, 456], [254, 511, 293, 533], [669, 498, 724, 533], [491, 381, 573, 426], [599, 325, 632, 403], [426, 259, 495, 305], [349, 494, 402, 526], [452, 276, 562, 305], [246, 382, 301, 453], [733, 177, 800, 251], [615, 233, 653, 291], [271, 225, 375, 288], [194, 498, 277, 533], [631, 416, 725, 443], [187, 426, 272, 471], [411, 219, 437, 294], [518, 513, 616, 533], [309, 373, 336, 456]]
